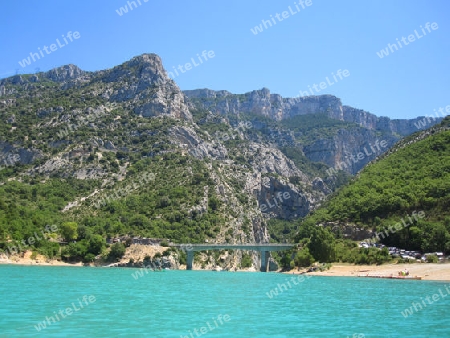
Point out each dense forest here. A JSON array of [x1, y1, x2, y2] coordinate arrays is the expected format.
[[291, 117, 450, 264]]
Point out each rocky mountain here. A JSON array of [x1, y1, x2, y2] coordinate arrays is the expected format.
[[184, 88, 442, 174], [184, 88, 435, 134], [0, 53, 445, 269]]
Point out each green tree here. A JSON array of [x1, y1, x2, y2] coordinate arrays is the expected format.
[[308, 227, 336, 263], [108, 243, 126, 261], [61, 240, 88, 261], [88, 234, 106, 255], [295, 247, 315, 267], [208, 196, 220, 211], [240, 253, 253, 268], [60, 222, 78, 242]]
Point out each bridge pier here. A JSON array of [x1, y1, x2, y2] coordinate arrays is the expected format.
[[260, 251, 269, 272], [186, 251, 194, 270], [172, 243, 294, 272]]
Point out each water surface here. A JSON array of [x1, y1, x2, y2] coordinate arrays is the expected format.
[[0, 265, 449, 337]]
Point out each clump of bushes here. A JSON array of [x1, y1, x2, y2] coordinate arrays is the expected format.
[[108, 243, 126, 261], [240, 253, 253, 268], [61, 235, 106, 263], [426, 254, 439, 263]]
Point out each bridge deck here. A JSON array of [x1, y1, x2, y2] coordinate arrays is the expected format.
[[170, 243, 295, 252]]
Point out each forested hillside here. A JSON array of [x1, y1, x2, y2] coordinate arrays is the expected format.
[[300, 117, 450, 256]]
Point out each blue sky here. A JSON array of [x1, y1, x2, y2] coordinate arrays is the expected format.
[[0, 0, 448, 119]]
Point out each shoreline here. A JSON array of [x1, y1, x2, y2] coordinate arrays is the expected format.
[[284, 263, 450, 282], [0, 258, 84, 267], [2, 256, 449, 282]]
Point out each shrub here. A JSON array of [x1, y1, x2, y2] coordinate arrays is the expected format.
[[88, 235, 106, 255], [241, 253, 253, 268], [426, 254, 439, 263], [61, 240, 88, 261], [36, 241, 60, 259], [317, 263, 332, 271], [178, 251, 186, 265], [83, 253, 96, 263], [295, 247, 315, 267], [208, 196, 220, 211], [397, 258, 413, 264], [60, 222, 78, 241], [108, 243, 126, 261]]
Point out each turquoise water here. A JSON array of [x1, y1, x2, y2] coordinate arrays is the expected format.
[[0, 266, 449, 337]]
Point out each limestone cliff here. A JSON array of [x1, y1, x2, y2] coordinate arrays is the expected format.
[[184, 88, 442, 175], [184, 88, 441, 135]]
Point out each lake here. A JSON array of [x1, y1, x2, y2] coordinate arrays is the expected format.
[[0, 265, 449, 337]]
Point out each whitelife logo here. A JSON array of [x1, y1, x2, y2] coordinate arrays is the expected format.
[[18, 31, 81, 68], [266, 274, 313, 299], [376, 22, 438, 59], [116, 0, 149, 16], [167, 50, 215, 81], [401, 285, 450, 318], [298, 69, 350, 98], [180, 314, 231, 338], [260, 192, 291, 212], [413, 104, 449, 130], [34, 295, 96, 332], [250, 0, 313, 35], [325, 139, 388, 176], [362, 211, 425, 246], [5, 224, 58, 257]]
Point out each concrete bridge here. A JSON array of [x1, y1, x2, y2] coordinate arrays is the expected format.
[[170, 243, 295, 272]]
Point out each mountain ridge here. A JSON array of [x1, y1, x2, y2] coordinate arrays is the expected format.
[[184, 87, 441, 135], [0, 53, 447, 269]]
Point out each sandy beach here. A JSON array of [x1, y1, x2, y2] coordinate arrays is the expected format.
[[286, 263, 450, 281], [0, 250, 83, 267]]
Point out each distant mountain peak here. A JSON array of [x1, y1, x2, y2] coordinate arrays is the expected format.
[[44, 64, 85, 82]]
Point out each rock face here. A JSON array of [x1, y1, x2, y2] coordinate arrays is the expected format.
[[0, 142, 43, 166], [303, 128, 398, 173], [184, 88, 442, 135], [184, 88, 443, 175], [112, 255, 179, 270], [339, 106, 440, 136], [243, 145, 324, 220], [1, 54, 191, 121], [322, 221, 373, 241], [246, 143, 308, 178], [101, 54, 192, 120], [169, 126, 228, 160], [257, 175, 311, 220], [44, 64, 87, 82]]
